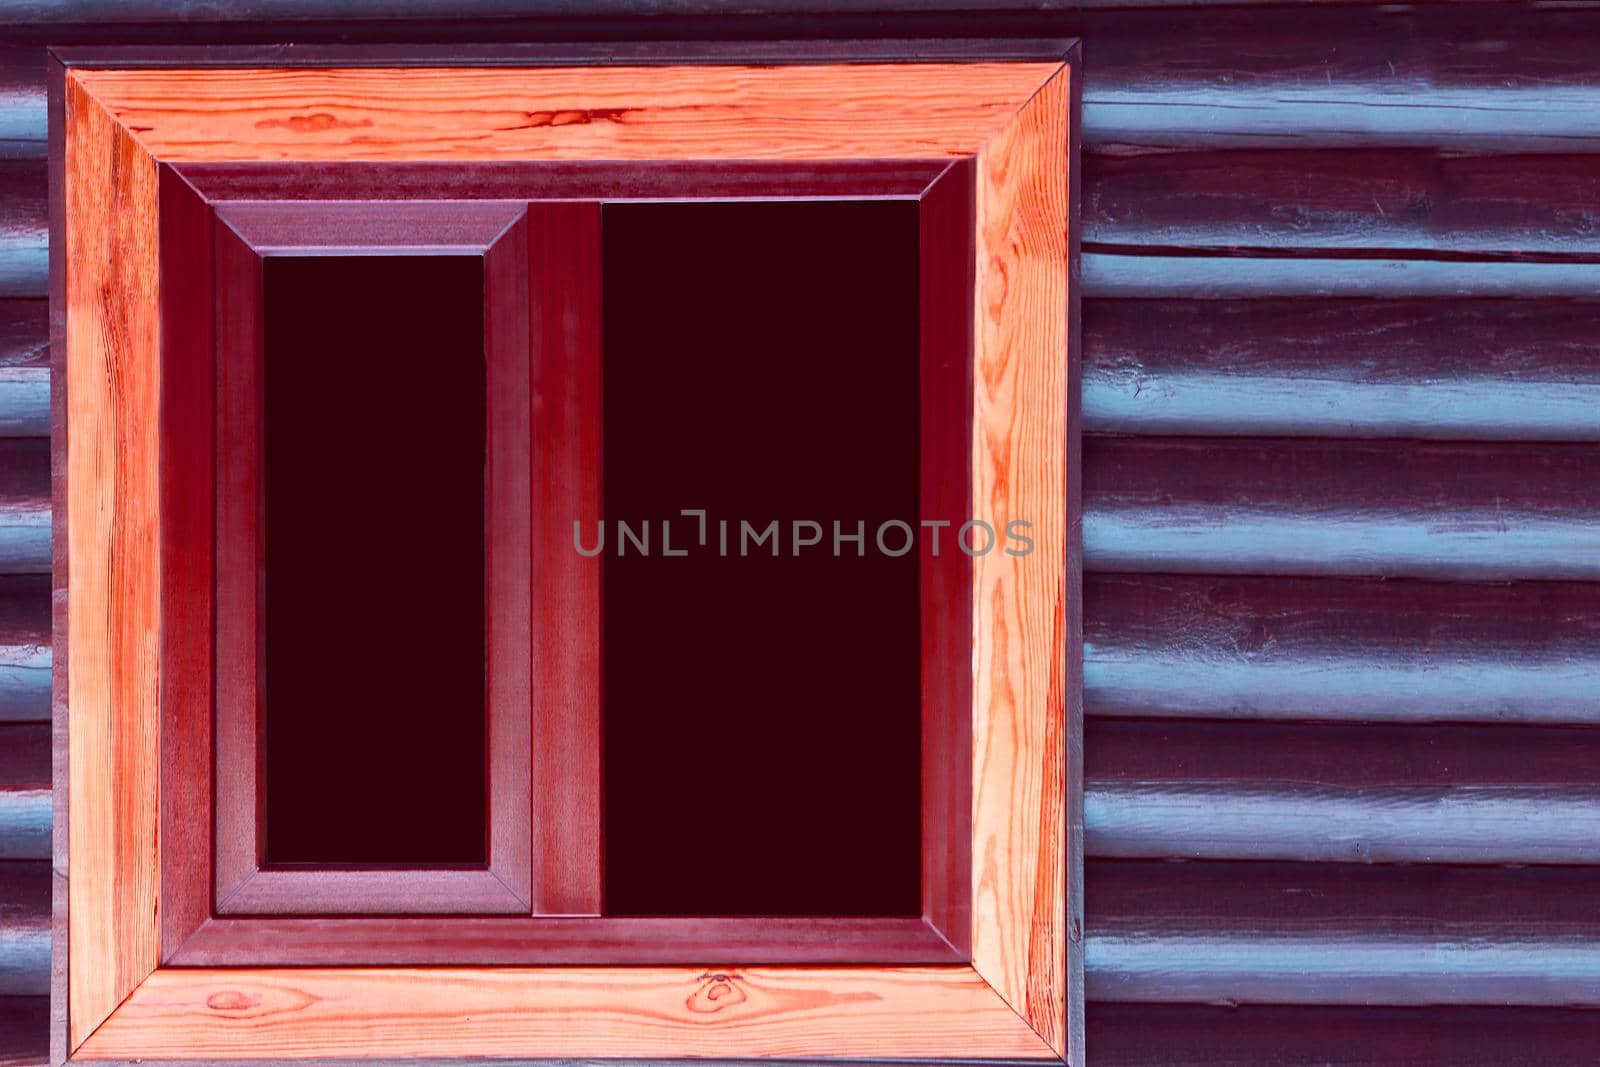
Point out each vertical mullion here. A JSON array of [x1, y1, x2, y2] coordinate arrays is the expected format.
[[486, 210, 534, 909], [211, 221, 264, 909], [529, 201, 604, 915]]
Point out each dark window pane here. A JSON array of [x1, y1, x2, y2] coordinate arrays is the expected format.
[[262, 254, 487, 867], [601, 201, 922, 916]]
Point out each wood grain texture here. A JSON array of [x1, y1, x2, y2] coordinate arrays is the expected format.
[[1085, 574, 1600, 725], [969, 63, 1069, 1056], [75, 966, 1057, 1060], [528, 202, 601, 916], [71, 63, 1061, 163], [63, 75, 160, 1050], [1083, 299, 1600, 441]]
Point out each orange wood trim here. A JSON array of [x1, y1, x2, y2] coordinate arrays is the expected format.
[[76, 966, 1059, 1060], [64, 78, 163, 1049], [69, 63, 1064, 163], [968, 64, 1071, 1057], [61, 54, 1075, 1062]]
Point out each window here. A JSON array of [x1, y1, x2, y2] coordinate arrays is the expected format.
[[58, 47, 1075, 1063]]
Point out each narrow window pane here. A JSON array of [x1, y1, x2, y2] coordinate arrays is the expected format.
[[262, 254, 487, 867]]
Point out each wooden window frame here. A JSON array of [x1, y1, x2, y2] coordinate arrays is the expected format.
[[51, 42, 1081, 1065], [199, 199, 535, 916]]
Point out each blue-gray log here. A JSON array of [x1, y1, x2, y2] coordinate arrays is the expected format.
[[1086, 151, 1600, 259], [0, 440, 47, 575], [1086, 575, 1600, 724], [1083, 253, 1600, 299], [1084, 301, 1600, 441], [0, 578, 48, 724], [0, 862, 46, 996], [1086, 862, 1600, 1007], [0, 162, 43, 297], [0, 301, 46, 438], [1088, 784, 1600, 865], [0, 724, 48, 863], [1084, 438, 1600, 581], [1085, 717, 1600, 864]]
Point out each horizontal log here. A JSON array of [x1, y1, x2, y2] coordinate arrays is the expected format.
[[1083, 299, 1600, 440], [0, 303, 43, 371], [1085, 574, 1600, 724], [0, 439, 47, 575], [0, 862, 47, 996], [1086, 150, 1600, 259], [1083, 436, 1600, 580], [1089, 783, 1600, 865], [0, 302, 45, 438], [1086, 860, 1600, 1005], [0, 996, 46, 1067], [1081, 89, 1600, 155], [0, 725, 46, 860], [0, 162, 43, 298], [0, 369, 45, 438], [1081, 9, 1600, 153], [1088, 716, 1600, 788], [1086, 718, 1600, 863], [0, 577, 47, 724], [1088, 1003, 1600, 1066], [1082, 252, 1600, 298], [0, 46, 42, 161], [1088, 857, 1600, 931]]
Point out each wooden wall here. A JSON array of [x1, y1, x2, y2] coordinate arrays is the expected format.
[[5, 3, 1600, 1063]]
